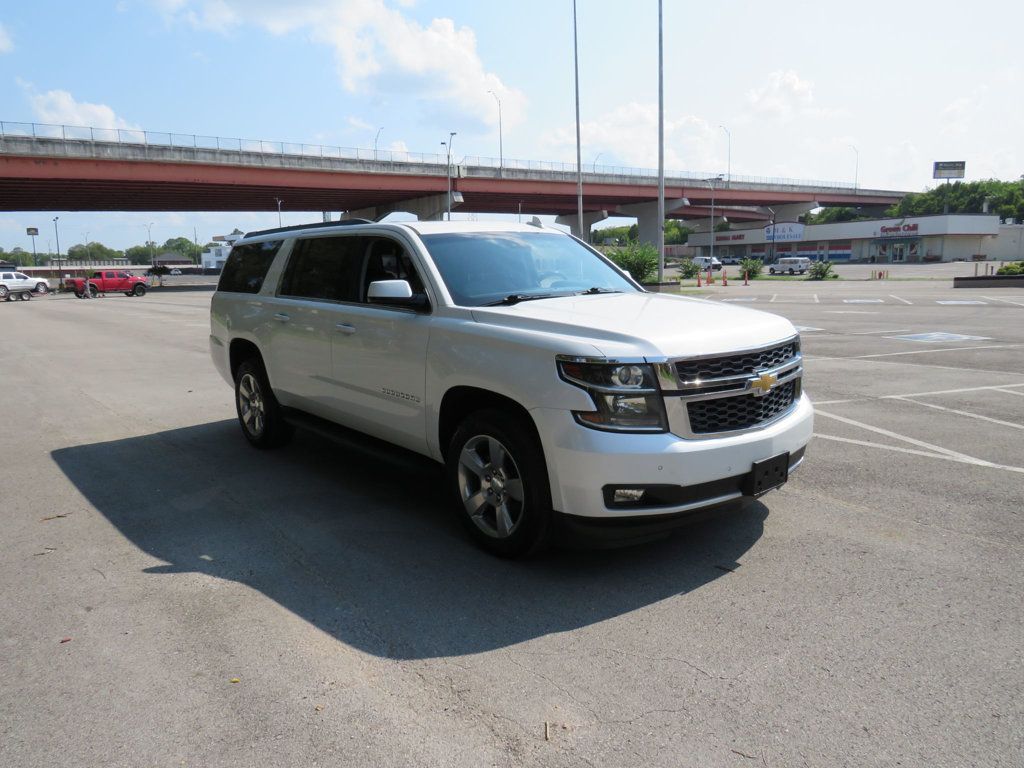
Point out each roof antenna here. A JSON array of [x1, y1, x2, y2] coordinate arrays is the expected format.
[[528, 216, 544, 228]]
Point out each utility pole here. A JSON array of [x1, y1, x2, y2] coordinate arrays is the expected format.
[[443, 132, 456, 221], [488, 90, 503, 172], [572, 0, 584, 240], [656, 0, 665, 281], [275, 197, 283, 227], [849, 144, 859, 191], [374, 127, 383, 160], [719, 125, 731, 186], [705, 176, 723, 264], [53, 217, 61, 269]]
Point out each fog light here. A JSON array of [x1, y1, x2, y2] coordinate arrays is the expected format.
[[612, 488, 646, 505]]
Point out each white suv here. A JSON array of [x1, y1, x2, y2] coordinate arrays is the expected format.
[[0, 271, 49, 300], [210, 220, 812, 556]]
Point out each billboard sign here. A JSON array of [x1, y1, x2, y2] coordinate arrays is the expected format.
[[933, 161, 965, 179], [26, 227, 39, 236], [764, 222, 805, 242]]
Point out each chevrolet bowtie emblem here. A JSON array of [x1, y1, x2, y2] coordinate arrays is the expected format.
[[750, 372, 778, 396]]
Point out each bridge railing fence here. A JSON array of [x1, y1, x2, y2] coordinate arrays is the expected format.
[[1, 120, 857, 191]]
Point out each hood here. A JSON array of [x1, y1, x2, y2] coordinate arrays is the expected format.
[[470, 292, 797, 359]]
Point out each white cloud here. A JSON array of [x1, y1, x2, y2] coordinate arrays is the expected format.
[[0, 22, 13, 53], [346, 116, 374, 131], [746, 70, 815, 120], [24, 86, 140, 130], [157, 1, 526, 128]]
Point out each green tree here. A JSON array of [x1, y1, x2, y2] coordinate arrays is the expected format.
[[161, 236, 201, 262], [804, 207, 874, 225], [125, 244, 154, 264], [885, 179, 1024, 220], [607, 242, 659, 283]]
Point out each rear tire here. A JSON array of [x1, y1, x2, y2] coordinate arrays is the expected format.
[[446, 409, 552, 558], [133, 284, 147, 297], [19, 291, 31, 301], [234, 358, 293, 449]]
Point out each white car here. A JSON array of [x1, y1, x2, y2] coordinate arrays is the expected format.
[[769, 257, 812, 275], [0, 270, 49, 300], [692, 256, 723, 271], [210, 221, 813, 556], [170, 269, 182, 275]]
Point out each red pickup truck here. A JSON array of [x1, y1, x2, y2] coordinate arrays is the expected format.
[[66, 270, 148, 298]]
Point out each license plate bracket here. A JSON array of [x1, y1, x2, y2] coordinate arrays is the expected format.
[[743, 452, 790, 497]]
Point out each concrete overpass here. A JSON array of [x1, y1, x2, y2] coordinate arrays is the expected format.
[[0, 122, 904, 242]]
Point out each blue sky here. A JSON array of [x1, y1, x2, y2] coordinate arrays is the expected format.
[[1, 0, 1022, 251]]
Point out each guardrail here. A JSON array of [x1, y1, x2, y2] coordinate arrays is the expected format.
[[0, 120, 860, 191]]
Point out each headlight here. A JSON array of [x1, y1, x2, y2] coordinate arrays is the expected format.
[[557, 358, 667, 432]]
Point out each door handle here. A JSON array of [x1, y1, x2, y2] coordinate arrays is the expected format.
[[335, 323, 356, 335], [273, 313, 290, 322]]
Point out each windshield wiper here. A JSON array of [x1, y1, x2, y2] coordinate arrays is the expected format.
[[484, 293, 562, 306], [577, 287, 622, 295]]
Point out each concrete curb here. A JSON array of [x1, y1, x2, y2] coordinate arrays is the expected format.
[[953, 275, 1024, 288]]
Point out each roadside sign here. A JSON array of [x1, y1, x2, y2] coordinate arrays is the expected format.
[[764, 222, 805, 242], [933, 161, 965, 179], [26, 227, 39, 236]]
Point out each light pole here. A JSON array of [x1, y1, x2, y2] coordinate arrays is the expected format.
[[719, 125, 731, 186], [274, 197, 283, 227], [572, 0, 584, 240], [53, 217, 61, 269], [374, 127, 383, 160], [442, 132, 456, 221], [766, 206, 776, 264], [656, 0, 665, 281], [487, 90, 503, 172], [83, 231, 90, 263], [849, 144, 859, 190], [705, 175, 723, 264], [592, 152, 604, 173], [146, 222, 154, 263]]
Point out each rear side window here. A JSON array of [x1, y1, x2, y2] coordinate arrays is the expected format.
[[218, 240, 283, 294], [279, 236, 365, 303]]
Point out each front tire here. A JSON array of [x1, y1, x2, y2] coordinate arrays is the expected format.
[[88, 283, 99, 298], [35, 282, 49, 294], [447, 409, 552, 557], [0, 286, 8, 299], [133, 284, 147, 297], [234, 358, 293, 449]]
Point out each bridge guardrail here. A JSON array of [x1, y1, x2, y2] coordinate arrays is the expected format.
[[0, 120, 859, 191]]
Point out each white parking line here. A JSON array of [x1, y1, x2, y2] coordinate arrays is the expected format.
[[982, 295, 1024, 307], [889, 295, 913, 305], [844, 299, 885, 304], [846, 328, 912, 335], [850, 343, 1019, 359], [892, 397, 1024, 430], [815, 434, 1024, 475], [813, 294, 820, 304], [811, 382, 1024, 407], [815, 410, 977, 460], [770, 294, 778, 303], [994, 388, 1024, 397], [936, 300, 987, 305]]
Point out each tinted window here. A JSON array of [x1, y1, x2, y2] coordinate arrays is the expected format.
[[1, 273, 12, 280], [419, 231, 636, 307], [218, 240, 283, 294], [362, 237, 426, 298], [279, 236, 364, 302]]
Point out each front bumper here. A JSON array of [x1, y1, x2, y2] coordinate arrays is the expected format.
[[531, 393, 813, 519]]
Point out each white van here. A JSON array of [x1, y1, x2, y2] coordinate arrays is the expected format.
[[692, 256, 722, 271], [769, 257, 811, 275]]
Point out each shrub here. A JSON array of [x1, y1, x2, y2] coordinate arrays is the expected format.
[[608, 242, 659, 283], [808, 261, 835, 280], [996, 261, 1024, 275], [678, 259, 702, 279], [738, 257, 763, 279]]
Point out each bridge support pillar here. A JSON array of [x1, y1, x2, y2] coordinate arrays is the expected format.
[[616, 198, 690, 247], [554, 210, 609, 240], [343, 192, 462, 222]]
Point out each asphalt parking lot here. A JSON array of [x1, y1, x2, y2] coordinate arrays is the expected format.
[[2, 281, 1022, 767]]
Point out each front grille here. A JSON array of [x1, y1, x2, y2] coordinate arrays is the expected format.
[[675, 340, 798, 383], [687, 381, 797, 434]]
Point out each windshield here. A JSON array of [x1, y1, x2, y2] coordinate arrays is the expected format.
[[419, 231, 638, 307]]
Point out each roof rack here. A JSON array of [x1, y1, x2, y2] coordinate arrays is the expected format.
[[243, 218, 374, 239]]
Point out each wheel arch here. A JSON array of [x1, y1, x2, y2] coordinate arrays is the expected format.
[[438, 386, 544, 462], [229, 338, 263, 381]]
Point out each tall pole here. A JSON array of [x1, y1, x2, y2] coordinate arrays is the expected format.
[[719, 125, 731, 186], [83, 231, 90, 262], [488, 90, 503, 171], [274, 197, 282, 227], [656, 0, 665, 281], [374, 127, 383, 160], [572, 0, 584, 240], [53, 217, 61, 268], [705, 176, 722, 263], [30, 233, 37, 263], [146, 222, 154, 264], [444, 131, 456, 221], [849, 144, 859, 190]]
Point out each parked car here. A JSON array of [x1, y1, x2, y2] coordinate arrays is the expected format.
[[65, 270, 148, 298], [769, 257, 812, 275], [0, 271, 49, 300], [210, 220, 813, 556], [170, 269, 182, 275], [692, 256, 723, 271], [720, 256, 741, 266]]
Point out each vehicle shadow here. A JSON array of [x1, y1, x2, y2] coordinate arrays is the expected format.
[[52, 421, 768, 660]]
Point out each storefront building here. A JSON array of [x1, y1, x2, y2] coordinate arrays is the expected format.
[[689, 214, 1023, 263]]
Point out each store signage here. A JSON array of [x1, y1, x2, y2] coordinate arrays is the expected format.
[[26, 227, 39, 236], [764, 223, 804, 242], [933, 161, 965, 179], [714, 233, 746, 242], [880, 223, 919, 236]]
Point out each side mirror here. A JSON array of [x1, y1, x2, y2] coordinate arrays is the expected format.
[[367, 279, 429, 311]]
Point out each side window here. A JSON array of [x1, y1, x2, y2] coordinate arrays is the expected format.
[[218, 240, 283, 294], [117, 272, 129, 279], [1, 273, 12, 280], [279, 236, 364, 303], [361, 237, 426, 300], [15, 273, 28, 279]]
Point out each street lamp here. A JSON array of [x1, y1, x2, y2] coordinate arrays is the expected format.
[[487, 90, 503, 172], [274, 197, 283, 227], [766, 206, 777, 264], [146, 222, 154, 263], [83, 231, 90, 262], [592, 152, 604, 173], [442, 132, 456, 221], [53, 217, 61, 267], [572, 0, 583, 240], [719, 125, 731, 186], [374, 127, 383, 160], [704, 175, 724, 265], [849, 144, 859, 190]]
